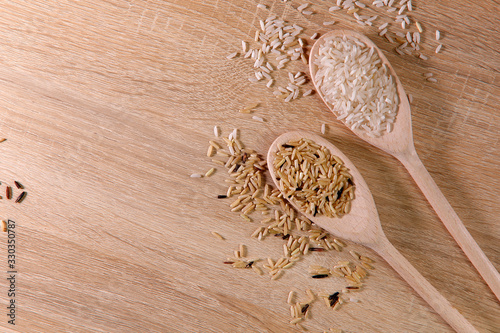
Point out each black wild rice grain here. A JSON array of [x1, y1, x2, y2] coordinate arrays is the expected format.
[[328, 292, 340, 307], [15, 191, 27, 203], [6, 186, 12, 200], [245, 261, 255, 268], [14, 181, 24, 189], [311, 274, 329, 279], [309, 248, 326, 252], [217, 195, 228, 199]]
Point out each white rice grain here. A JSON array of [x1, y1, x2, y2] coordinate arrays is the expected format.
[[435, 44, 442, 53], [378, 22, 389, 30], [214, 125, 220, 138], [303, 89, 313, 97], [436, 30, 441, 40], [252, 115, 265, 122], [413, 32, 420, 44], [259, 20, 265, 31], [190, 173, 203, 178], [297, 3, 309, 12], [226, 52, 238, 59]]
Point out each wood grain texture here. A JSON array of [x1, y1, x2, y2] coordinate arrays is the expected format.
[[0, 0, 498, 332]]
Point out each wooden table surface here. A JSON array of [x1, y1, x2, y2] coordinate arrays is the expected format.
[[0, 1, 499, 332]]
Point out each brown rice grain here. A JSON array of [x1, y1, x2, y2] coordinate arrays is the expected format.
[[287, 290, 296, 304], [360, 255, 374, 263], [209, 140, 221, 149], [211, 231, 225, 240], [349, 250, 360, 260], [205, 168, 216, 177], [212, 159, 225, 166], [361, 262, 374, 270], [239, 244, 246, 257], [271, 270, 283, 280], [252, 265, 263, 275]]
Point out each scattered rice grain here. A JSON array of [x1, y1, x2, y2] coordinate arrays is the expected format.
[[226, 52, 238, 59], [211, 231, 225, 240], [297, 3, 309, 12], [190, 173, 203, 178], [415, 21, 423, 33]]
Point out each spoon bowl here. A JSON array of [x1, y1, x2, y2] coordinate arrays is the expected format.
[[309, 30, 500, 301], [267, 130, 382, 247], [309, 29, 413, 156], [267, 131, 477, 333]]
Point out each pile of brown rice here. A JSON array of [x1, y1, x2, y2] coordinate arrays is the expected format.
[[273, 138, 355, 217], [196, 128, 375, 331]]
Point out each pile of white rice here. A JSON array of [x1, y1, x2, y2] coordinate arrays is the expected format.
[[314, 35, 399, 137]]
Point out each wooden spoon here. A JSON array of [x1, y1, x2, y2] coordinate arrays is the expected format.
[[267, 131, 477, 333], [309, 30, 500, 301]]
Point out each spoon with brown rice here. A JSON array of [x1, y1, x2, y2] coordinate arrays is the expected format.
[[309, 29, 500, 301], [267, 131, 477, 333]]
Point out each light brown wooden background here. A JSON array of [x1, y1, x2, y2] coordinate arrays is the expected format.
[[0, 0, 498, 332]]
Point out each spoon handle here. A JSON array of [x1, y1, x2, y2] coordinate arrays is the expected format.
[[397, 148, 500, 301], [372, 237, 478, 333]]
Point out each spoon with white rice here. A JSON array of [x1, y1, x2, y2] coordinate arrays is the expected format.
[[309, 30, 500, 301], [268, 131, 477, 333]]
